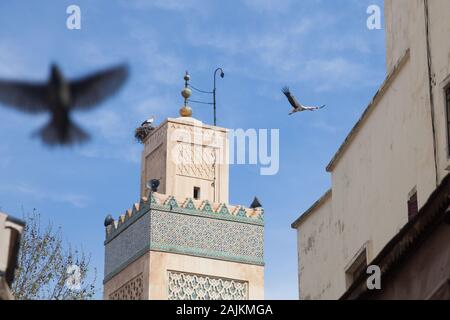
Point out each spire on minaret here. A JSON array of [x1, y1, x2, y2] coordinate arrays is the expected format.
[[180, 71, 193, 117]]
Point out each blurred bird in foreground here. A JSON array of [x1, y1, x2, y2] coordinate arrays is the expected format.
[[282, 87, 326, 115], [0, 63, 128, 146]]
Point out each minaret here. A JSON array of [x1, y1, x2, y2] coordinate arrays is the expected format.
[[139, 72, 229, 204], [103, 72, 264, 300]]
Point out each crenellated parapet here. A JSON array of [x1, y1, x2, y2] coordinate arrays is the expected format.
[[105, 193, 264, 239], [104, 193, 264, 282]]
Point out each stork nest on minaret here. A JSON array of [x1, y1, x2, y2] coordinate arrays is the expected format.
[[134, 124, 154, 144]]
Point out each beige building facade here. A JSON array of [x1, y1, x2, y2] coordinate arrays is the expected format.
[[292, 0, 450, 300], [104, 115, 264, 300], [0, 212, 24, 300]]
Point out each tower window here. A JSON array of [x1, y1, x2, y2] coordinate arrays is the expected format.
[[193, 187, 200, 200], [446, 86, 450, 156]]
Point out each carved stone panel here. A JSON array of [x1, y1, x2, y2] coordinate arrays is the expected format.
[[109, 273, 144, 300], [168, 271, 248, 300]]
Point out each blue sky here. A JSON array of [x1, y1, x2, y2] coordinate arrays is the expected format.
[[0, 0, 385, 299]]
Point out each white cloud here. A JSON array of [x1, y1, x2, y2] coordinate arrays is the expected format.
[[243, 0, 294, 14], [122, 0, 210, 16], [309, 119, 341, 134], [0, 183, 90, 208], [134, 95, 178, 119], [77, 143, 141, 164], [318, 33, 373, 54], [302, 57, 367, 92], [128, 27, 185, 86], [0, 41, 45, 79], [76, 109, 127, 143], [0, 145, 12, 169], [185, 13, 380, 92]]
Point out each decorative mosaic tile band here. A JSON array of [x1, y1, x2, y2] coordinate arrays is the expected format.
[[150, 243, 264, 266], [150, 209, 264, 264], [104, 193, 265, 282], [105, 192, 264, 243], [104, 214, 150, 277]]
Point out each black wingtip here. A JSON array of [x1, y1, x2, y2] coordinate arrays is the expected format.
[[281, 86, 290, 95]]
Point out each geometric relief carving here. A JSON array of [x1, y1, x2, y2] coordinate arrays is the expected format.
[[168, 271, 248, 300], [109, 274, 144, 300], [175, 142, 215, 180]]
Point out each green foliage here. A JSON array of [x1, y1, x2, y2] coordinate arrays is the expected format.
[[11, 210, 96, 300]]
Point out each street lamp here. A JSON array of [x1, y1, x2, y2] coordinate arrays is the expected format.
[[187, 68, 225, 126], [213, 68, 225, 126]]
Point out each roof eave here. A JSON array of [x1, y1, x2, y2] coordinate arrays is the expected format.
[[326, 49, 411, 173], [291, 189, 332, 229]]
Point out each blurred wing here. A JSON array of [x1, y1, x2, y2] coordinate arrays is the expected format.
[[0, 80, 48, 113], [70, 64, 128, 110]]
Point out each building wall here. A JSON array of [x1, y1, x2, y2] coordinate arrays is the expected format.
[[294, 0, 450, 300], [104, 192, 264, 300], [141, 128, 167, 197], [104, 250, 264, 300], [296, 193, 345, 300], [140, 117, 229, 204], [385, 0, 416, 72], [148, 251, 264, 300], [0, 212, 12, 274], [428, 0, 450, 177], [104, 212, 150, 278], [0, 212, 24, 300], [386, 0, 450, 188], [104, 252, 150, 300], [329, 52, 425, 294]]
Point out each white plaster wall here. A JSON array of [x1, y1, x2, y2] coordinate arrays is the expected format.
[[428, 0, 450, 178], [296, 0, 450, 300], [296, 195, 345, 300], [140, 118, 229, 203], [148, 251, 264, 300]]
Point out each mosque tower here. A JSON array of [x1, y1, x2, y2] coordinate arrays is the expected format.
[[103, 72, 264, 300]]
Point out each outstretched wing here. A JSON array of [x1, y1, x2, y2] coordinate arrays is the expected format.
[[70, 64, 129, 110], [0, 80, 48, 113], [304, 105, 326, 111], [282, 86, 302, 110]]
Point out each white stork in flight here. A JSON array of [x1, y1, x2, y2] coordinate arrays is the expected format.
[[282, 87, 326, 115]]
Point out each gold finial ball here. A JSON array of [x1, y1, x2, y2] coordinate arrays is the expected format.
[[179, 105, 193, 117], [181, 87, 192, 99]]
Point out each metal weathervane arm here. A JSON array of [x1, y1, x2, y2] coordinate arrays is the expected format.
[[186, 68, 224, 126], [213, 68, 225, 126]]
